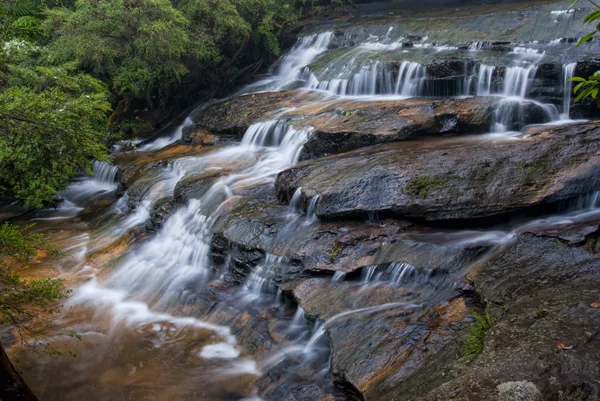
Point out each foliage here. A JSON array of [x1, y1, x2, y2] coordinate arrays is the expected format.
[[43, 0, 302, 109], [570, 0, 600, 106], [461, 307, 493, 361], [0, 57, 112, 206], [44, 0, 191, 100], [0, 0, 349, 206], [0, 222, 68, 341]]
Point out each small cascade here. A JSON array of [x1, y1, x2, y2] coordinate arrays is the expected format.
[[561, 62, 577, 119], [287, 187, 303, 217], [243, 254, 285, 300], [306, 195, 320, 223], [244, 32, 333, 92], [360, 262, 420, 286], [241, 120, 295, 147], [92, 161, 121, 188], [138, 117, 193, 152], [476, 64, 496, 96], [469, 41, 492, 51], [306, 61, 426, 97], [502, 65, 539, 98], [332, 271, 347, 282], [395, 62, 427, 96]]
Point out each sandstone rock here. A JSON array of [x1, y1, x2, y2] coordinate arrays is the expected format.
[[276, 121, 600, 222]]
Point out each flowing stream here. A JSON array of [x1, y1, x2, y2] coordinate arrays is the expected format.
[[7, 2, 600, 400]]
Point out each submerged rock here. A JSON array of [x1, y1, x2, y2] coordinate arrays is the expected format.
[[276, 121, 600, 223]]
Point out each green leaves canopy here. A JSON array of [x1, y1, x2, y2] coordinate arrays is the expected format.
[[0, 61, 111, 207]]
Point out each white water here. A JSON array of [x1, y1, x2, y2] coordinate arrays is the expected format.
[[65, 118, 310, 389], [561, 62, 578, 119], [476, 64, 496, 96], [242, 32, 334, 93], [138, 117, 193, 152]]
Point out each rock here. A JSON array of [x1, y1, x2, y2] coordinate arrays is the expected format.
[[146, 197, 176, 232], [422, 226, 600, 401], [294, 96, 500, 160], [427, 58, 472, 78], [496, 381, 543, 401], [289, 277, 470, 401], [210, 185, 493, 281], [276, 121, 600, 223], [186, 91, 325, 140], [115, 144, 209, 188]]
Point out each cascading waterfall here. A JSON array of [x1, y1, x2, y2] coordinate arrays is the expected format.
[[307, 60, 426, 96], [92, 161, 121, 189], [243, 32, 334, 92], [67, 118, 310, 388], [138, 117, 193, 152], [561, 62, 577, 119], [476, 64, 496, 96]]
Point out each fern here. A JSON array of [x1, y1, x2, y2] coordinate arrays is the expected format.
[[3, 0, 44, 18]]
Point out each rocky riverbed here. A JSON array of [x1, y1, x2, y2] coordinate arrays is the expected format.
[[5, 0, 600, 400]]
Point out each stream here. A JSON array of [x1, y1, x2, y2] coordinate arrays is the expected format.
[[7, 1, 600, 400]]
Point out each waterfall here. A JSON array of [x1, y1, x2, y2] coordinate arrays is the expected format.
[[476, 64, 496, 96], [305, 60, 425, 97], [469, 41, 492, 51], [92, 161, 121, 187], [561, 62, 577, 119], [138, 117, 193, 152], [502, 65, 539, 98], [395, 62, 427, 96], [271, 32, 334, 91]]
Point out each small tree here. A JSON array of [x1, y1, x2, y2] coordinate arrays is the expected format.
[[0, 222, 69, 401]]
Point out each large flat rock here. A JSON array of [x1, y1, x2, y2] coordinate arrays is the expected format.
[[276, 121, 600, 223]]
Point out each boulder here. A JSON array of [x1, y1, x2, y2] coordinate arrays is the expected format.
[[276, 121, 600, 223]]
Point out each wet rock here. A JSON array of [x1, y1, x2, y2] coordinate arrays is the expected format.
[[146, 197, 176, 232], [187, 91, 325, 139], [422, 228, 600, 401], [295, 96, 499, 160], [276, 121, 600, 223], [288, 277, 470, 401], [0, 197, 35, 222], [115, 144, 208, 188], [427, 58, 472, 78], [210, 185, 492, 284]]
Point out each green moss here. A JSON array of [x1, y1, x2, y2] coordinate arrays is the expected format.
[[517, 160, 546, 186], [327, 241, 342, 264], [461, 307, 493, 362], [405, 174, 461, 198]]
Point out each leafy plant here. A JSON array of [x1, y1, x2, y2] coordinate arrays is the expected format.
[[570, 0, 600, 106]]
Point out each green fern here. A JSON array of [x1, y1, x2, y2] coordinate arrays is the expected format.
[[3, 0, 44, 18]]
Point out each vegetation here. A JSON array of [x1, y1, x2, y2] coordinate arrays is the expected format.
[[0, 222, 69, 401], [461, 307, 493, 362], [0, 0, 351, 207], [405, 174, 461, 198], [328, 240, 342, 263], [571, 0, 600, 106]]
